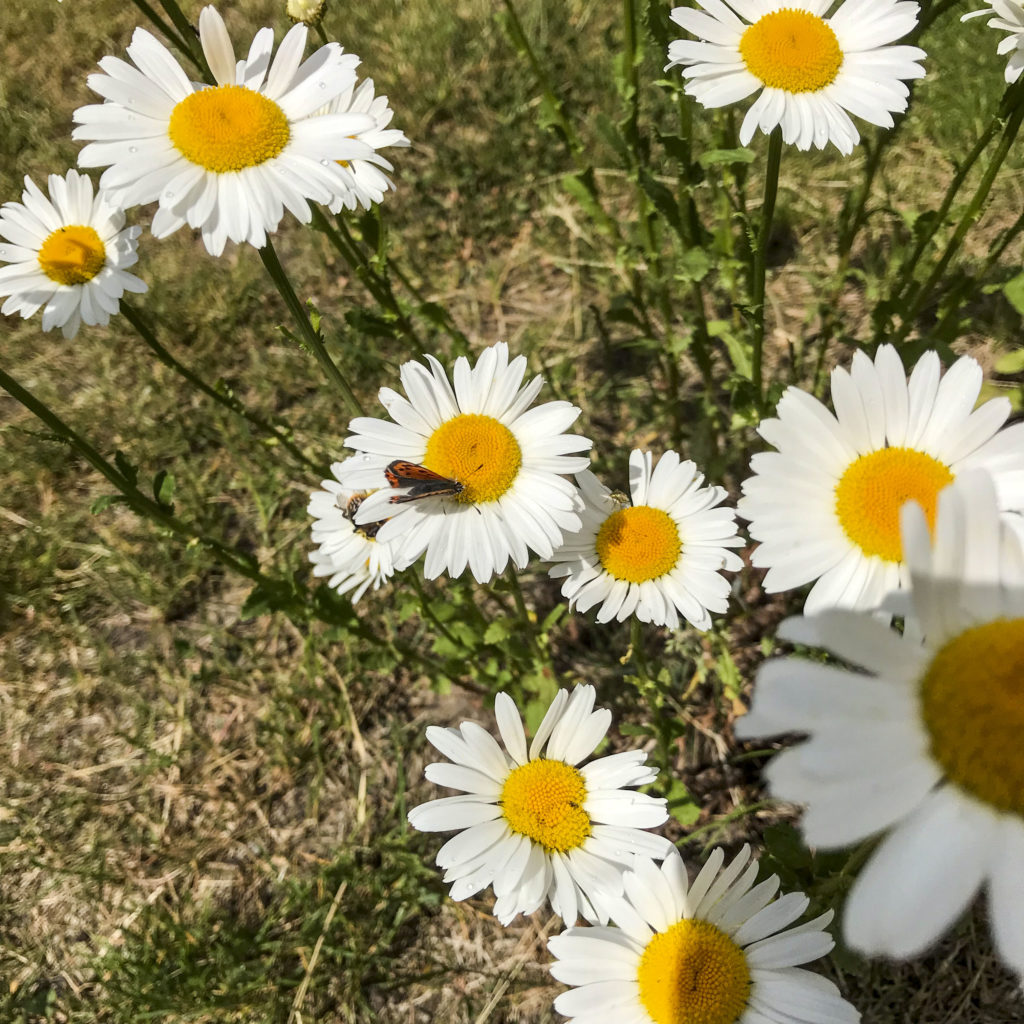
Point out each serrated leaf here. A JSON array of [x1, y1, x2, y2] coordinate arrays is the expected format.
[[639, 169, 684, 238], [708, 319, 751, 378]]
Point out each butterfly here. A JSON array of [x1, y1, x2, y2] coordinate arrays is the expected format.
[[384, 460, 464, 504], [339, 491, 386, 539]]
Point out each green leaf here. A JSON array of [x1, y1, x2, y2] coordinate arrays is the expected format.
[[697, 147, 755, 168], [1002, 272, 1024, 317], [113, 449, 139, 487], [708, 319, 751, 378], [675, 247, 712, 284], [483, 618, 514, 645], [90, 494, 129, 515], [639, 169, 684, 238], [152, 470, 175, 508], [561, 170, 614, 236], [762, 823, 813, 870], [664, 778, 701, 827]]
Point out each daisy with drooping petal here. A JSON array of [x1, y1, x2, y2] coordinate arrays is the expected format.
[[737, 344, 1024, 614], [963, 2, 1024, 83], [340, 342, 592, 584], [549, 845, 859, 1024], [549, 451, 743, 630], [665, 0, 927, 155], [0, 169, 146, 339], [408, 685, 674, 926], [736, 470, 1024, 980], [318, 78, 410, 213], [308, 459, 396, 603], [72, 5, 376, 256]]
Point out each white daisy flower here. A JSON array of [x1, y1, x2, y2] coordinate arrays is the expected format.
[[549, 452, 743, 630], [549, 845, 859, 1024], [737, 344, 1024, 614], [308, 459, 396, 603], [963, 2, 1024, 83], [736, 470, 1024, 979], [318, 78, 410, 213], [666, 0, 927, 155], [408, 685, 674, 926], [341, 342, 592, 584], [72, 5, 376, 256], [0, 169, 147, 340]]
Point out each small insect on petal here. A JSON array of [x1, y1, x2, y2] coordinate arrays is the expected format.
[[385, 460, 464, 504]]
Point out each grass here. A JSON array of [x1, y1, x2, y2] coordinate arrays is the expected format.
[[1, 0, 1023, 1021]]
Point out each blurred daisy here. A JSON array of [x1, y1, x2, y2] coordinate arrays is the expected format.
[[0, 169, 146, 339], [549, 845, 858, 1024], [408, 685, 673, 926], [72, 5, 375, 256], [737, 471, 1024, 978], [666, 0, 926, 155], [308, 460, 395, 603], [342, 342, 592, 584], [963, 2, 1024, 83], [319, 79, 409, 213], [738, 344, 1024, 613], [549, 451, 743, 630]]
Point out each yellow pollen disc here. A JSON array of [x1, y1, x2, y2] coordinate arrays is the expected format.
[[739, 8, 844, 93], [423, 413, 523, 504], [168, 85, 291, 172], [500, 759, 591, 854], [38, 225, 106, 285], [834, 447, 953, 563], [637, 919, 751, 1024], [920, 618, 1024, 817], [595, 505, 682, 583]]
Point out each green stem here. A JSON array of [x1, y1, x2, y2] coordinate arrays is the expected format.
[[121, 302, 326, 477], [630, 617, 650, 683], [259, 238, 365, 418], [505, 566, 545, 663], [894, 77, 1024, 344], [0, 365, 275, 587], [409, 573, 460, 649], [751, 130, 782, 410]]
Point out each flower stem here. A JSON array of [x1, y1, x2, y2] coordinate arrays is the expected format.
[[750, 129, 783, 410], [0, 364, 275, 587], [259, 237, 364, 418], [630, 617, 650, 683], [893, 76, 1024, 345], [121, 301, 326, 476]]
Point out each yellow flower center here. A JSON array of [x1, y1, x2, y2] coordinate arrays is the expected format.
[[37, 225, 106, 285], [919, 617, 1024, 817], [595, 506, 682, 583], [500, 759, 591, 854], [168, 85, 291, 173], [834, 447, 953, 563], [637, 918, 751, 1024], [423, 413, 522, 504], [739, 8, 844, 93]]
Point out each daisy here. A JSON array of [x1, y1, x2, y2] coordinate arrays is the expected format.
[[0, 169, 146, 340], [318, 78, 410, 213], [308, 459, 396, 603], [736, 470, 1024, 978], [963, 2, 1024, 84], [549, 845, 859, 1024], [407, 685, 674, 926], [72, 5, 376, 256], [665, 0, 927, 155], [737, 344, 1024, 614], [549, 451, 744, 630], [341, 342, 592, 584]]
